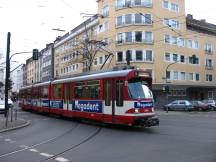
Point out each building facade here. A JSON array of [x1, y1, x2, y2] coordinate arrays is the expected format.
[[21, 0, 216, 108], [95, 0, 216, 108], [41, 43, 54, 82]]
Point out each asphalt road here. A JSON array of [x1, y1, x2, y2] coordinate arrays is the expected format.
[[0, 109, 216, 162]]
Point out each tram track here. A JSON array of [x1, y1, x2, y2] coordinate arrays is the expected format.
[[0, 123, 79, 159], [40, 126, 102, 162]]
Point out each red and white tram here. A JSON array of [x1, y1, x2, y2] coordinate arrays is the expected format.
[[19, 68, 159, 127]]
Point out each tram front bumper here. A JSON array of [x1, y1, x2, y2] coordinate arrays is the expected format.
[[135, 116, 159, 127]]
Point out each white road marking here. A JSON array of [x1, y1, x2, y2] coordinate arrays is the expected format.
[[55, 157, 69, 162], [20, 145, 29, 149], [40, 153, 53, 158], [29, 149, 39, 153], [5, 139, 12, 142], [9, 140, 16, 143]]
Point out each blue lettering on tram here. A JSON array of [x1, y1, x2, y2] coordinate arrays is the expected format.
[[134, 102, 153, 108], [73, 100, 102, 113], [41, 100, 50, 107], [50, 100, 63, 109]]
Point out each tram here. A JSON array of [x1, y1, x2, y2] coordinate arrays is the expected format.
[[19, 68, 159, 127]]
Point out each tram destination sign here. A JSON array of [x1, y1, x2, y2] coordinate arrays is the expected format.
[[134, 101, 153, 108], [73, 100, 102, 113]]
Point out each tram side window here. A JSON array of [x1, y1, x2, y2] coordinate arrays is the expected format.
[[53, 84, 62, 99], [86, 80, 100, 99], [75, 82, 85, 98], [42, 86, 48, 98], [75, 81, 100, 99], [105, 80, 111, 106], [116, 80, 124, 107]]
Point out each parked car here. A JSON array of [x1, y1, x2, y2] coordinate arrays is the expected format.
[[0, 99, 13, 114], [191, 100, 211, 111], [0, 100, 5, 114], [202, 100, 216, 110], [163, 100, 195, 111]]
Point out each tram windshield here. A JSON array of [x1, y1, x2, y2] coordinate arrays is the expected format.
[[128, 81, 153, 99]]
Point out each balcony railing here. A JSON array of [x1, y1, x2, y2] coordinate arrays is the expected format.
[[205, 65, 213, 70], [205, 49, 213, 55]]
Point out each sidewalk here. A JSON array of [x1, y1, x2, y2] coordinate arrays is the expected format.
[[0, 115, 30, 133]]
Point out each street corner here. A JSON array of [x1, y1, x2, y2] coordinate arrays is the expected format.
[[0, 117, 30, 133]]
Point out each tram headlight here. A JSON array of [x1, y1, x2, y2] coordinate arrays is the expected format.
[[135, 108, 139, 113]]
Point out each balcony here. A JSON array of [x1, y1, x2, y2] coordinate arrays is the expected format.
[[205, 65, 213, 70], [205, 49, 213, 55]]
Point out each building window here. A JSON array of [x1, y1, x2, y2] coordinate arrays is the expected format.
[[125, 14, 132, 25], [189, 73, 193, 81], [94, 58, 98, 65], [173, 71, 178, 80], [171, 20, 179, 29], [116, 16, 123, 27], [195, 74, 200, 81], [171, 3, 179, 12], [116, 0, 124, 9], [172, 36, 177, 45], [164, 34, 170, 44], [134, 0, 141, 6], [145, 32, 152, 43], [136, 50, 143, 61], [166, 71, 170, 79], [125, 32, 132, 43], [172, 54, 178, 62], [194, 41, 199, 49], [146, 50, 153, 62], [143, 0, 152, 7], [117, 33, 123, 44], [208, 91, 213, 99], [145, 14, 152, 24], [180, 55, 185, 63], [102, 5, 109, 17], [187, 40, 193, 48], [206, 74, 213, 82], [99, 57, 103, 64], [126, 50, 132, 61], [163, 18, 169, 26], [165, 52, 170, 61], [206, 59, 213, 68], [125, 0, 132, 7], [205, 43, 213, 53], [117, 51, 123, 62], [178, 38, 185, 47], [135, 14, 142, 24], [104, 22, 109, 32], [181, 72, 185, 80], [163, 0, 169, 9], [135, 31, 142, 42]]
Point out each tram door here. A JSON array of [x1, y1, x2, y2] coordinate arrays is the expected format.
[[63, 83, 69, 111], [104, 79, 115, 123]]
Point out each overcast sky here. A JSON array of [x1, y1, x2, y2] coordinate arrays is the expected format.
[[0, 0, 215, 64]]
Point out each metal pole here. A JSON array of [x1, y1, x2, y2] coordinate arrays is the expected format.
[[5, 32, 11, 128]]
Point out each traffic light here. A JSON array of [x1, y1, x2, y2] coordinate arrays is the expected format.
[[33, 49, 39, 60]]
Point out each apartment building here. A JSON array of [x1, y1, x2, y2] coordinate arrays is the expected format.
[[41, 43, 54, 82], [53, 0, 215, 107], [22, 0, 216, 108]]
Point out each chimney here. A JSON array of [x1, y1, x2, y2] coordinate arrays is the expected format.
[[187, 14, 193, 20]]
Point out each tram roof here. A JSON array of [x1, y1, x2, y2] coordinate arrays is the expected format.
[[52, 69, 133, 84]]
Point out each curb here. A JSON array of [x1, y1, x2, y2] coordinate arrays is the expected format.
[[0, 119, 31, 133]]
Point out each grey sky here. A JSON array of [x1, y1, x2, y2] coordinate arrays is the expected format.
[[0, 0, 215, 64]]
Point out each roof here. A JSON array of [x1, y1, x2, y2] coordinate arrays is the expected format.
[[186, 14, 216, 36], [52, 69, 133, 84]]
